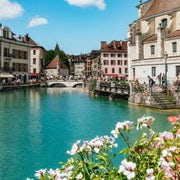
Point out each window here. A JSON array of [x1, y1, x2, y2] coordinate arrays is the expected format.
[[12, 63, 15, 71], [105, 68, 108, 73], [110, 53, 115, 57], [103, 53, 108, 57], [33, 58, 36, 64], [18, 50, 21, 59], [176, 66, 180, 76], [124, 60, 128, 65], [172, 42, 177, 52], [103, 60, 109, 65], [111, 60, 116, 65], [152, 67, 156, 77], [119, 68, 121, 74], [133, 68, 135, 78], [112, 68, 115, 73], [117, 60, 122, 65], [125, 68, 128, 73], [150, 45, 155, 55], [124, 54, 127, 58], [3, 29, 9, 38], [4, 48, 10, 57], [33, 50, 36, 55], [33, 68, 36, 73], [161, 18, 167, 29], [117, 54, 122, 57]]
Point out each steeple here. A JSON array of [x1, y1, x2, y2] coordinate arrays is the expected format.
[[54, 43, 60, 51]]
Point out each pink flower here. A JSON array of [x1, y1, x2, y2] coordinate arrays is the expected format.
[[168, 116, 180, 125], [159, 131, 174, 141]]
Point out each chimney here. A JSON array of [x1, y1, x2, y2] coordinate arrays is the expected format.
[[101, 41, 106, 49]]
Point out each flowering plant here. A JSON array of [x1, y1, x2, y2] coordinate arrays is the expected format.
[[29, 115, 180, 180]]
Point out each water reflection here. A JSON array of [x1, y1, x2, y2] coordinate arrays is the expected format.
[[28, 89, 42, 152]]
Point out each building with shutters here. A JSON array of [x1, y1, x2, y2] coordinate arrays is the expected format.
[[0, 24, 31, 82]]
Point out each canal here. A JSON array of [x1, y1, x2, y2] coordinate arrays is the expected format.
[[0, 88, 177, 179]]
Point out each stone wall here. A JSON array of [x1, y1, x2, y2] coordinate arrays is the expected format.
[[128, 91, 158, 107], [129, 90, 180, 108]]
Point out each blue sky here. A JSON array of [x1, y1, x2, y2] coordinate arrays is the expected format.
[[0, 0, 140, 55]]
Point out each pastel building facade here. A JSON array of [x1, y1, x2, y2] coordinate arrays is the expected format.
[[100, 40, 128, 79], [0, 24, 31, 82], [128, 0, 180, 84]]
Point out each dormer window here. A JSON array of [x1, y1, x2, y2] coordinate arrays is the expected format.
[[3, 29, 9, 38], [161, 18, 167, 29]]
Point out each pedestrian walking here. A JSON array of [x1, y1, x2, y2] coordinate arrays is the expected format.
[[147, 76, 155, 92]]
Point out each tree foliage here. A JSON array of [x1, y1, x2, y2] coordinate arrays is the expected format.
[[45, 50, 69, 67]]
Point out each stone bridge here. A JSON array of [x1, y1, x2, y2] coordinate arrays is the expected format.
[[46, 80, 84, 88]]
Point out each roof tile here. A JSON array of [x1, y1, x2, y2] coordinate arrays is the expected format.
[[143, 0, 180, 18]]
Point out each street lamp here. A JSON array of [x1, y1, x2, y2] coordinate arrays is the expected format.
[[164, 52, 168, 92], [68, 58, 71, 75]]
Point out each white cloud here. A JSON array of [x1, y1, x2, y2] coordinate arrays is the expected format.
[[65, 0, 106, 10], [0, 0, 24, 19], [28, 16, 48, 28]]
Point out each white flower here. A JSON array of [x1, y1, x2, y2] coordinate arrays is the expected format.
[[67, 140, 81, 155], [111, 129, 118, 138], [146, 168, 154, 175], [145, 168, 155, 180], [76, 172, 83, 179], [48, 168, 61, 179], [94, 147, 100, 153], [137, 116, 155, 130], [146, 175, 155, 180], [162, 149, 168, 157], [111, 121, 133, 138], [34, 169, 47, 179], [118, 159, 136, 180]]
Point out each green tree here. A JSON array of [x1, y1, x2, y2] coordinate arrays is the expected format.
[[45, 50, 70, 67], [45, 50, 55, 65], [55, 50, 69, 67]]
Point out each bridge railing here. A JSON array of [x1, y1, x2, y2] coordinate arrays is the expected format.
[[46, 79, 83, 83]]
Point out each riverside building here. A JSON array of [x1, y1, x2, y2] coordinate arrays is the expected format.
[[128, 0, 180, 84], [100, 40, 128, 79], [23, 34, 46, 80], [0, 23, 31, 82]]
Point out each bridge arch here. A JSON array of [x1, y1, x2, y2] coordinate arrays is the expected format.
[[49, 83, 67, 87], [72, 83, 83, 88], [46, 80, 84, 88]]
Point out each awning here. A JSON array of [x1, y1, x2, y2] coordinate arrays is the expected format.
[[30, 73, 39, 77], [0, 73, 14, 78]]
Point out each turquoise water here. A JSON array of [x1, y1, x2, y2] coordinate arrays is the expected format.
[[0, 88, 177, 180]]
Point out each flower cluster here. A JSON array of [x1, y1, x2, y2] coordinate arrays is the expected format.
[[118, 159, 136, 179], [28, 115, 180, 180], [136, 115, 155, 130], [66, 135, 117, 155], [111, 120, 133, 138]]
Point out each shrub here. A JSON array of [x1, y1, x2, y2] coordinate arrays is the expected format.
[[28, 115, 180, 180]]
